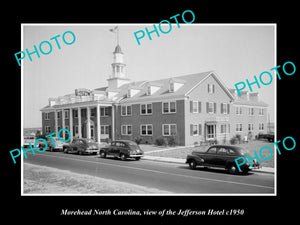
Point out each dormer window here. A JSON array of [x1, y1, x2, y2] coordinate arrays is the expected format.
[[127, 87, 141, 98], [146, 86, 151, 96], [127, 89, 131, 98], [169, 78, 185, 93], [146, 82, 161, 96], [169, 82, 174, 92]]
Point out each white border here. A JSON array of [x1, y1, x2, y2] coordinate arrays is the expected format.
[[21, 23, 277, 196]]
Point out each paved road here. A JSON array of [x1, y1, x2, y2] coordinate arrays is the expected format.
[[24, 151, 275, 194]]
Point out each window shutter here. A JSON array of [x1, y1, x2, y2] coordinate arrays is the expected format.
[[198, 101, 201, 113], [190, 101, 193, 113], [214, 103, 217, 113], [220, 103, 223, 114], [207, 84, 209, 93], [213, 84, 215, 93], [199, 124, 202, 135], [206, 102, 209, 113], [190, 124, 193, 136], [227, 103, 230, 114]]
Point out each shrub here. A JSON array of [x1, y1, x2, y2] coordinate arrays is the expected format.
[[168, 136, 177, 146], [230, 136, 238, 145], [235, 134, 241, 142], [155, 137, 166, 146], [134, 136, 143, 145]]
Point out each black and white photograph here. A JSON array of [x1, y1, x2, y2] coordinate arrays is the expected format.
[[21, 24, 275, 195]]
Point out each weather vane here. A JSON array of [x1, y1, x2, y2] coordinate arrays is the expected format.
[[109, 26, 119, 45]]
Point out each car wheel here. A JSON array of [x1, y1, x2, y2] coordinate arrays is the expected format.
[[63, 147, 68, 154], [228, 164, 238, 174], [120, 153, 127, 161], [78, 150, 83, 155], [189, 160, 197, 170], [100, 151, 106, 158], [50, 146, 53, 152], [135, 157, 141, 161]]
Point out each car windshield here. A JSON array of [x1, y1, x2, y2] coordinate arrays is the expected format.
[[235, 147, 247, 155], [128, 142, 138, 146]]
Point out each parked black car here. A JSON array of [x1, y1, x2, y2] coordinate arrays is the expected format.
[[62, 138, 99, 155], [186, 145, 260, 174], [257, 132, 274, 142], [99, 140, 144, 160]]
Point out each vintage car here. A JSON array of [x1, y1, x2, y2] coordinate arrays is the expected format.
[[186, 145, 260, 174], [62, 138, 99, 155], [257, 132, 274, 142], [99, 140, 144, 160], [38, 137, 65, 152]]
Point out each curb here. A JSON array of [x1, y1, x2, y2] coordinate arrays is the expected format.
[[143, 156, 274, 174]]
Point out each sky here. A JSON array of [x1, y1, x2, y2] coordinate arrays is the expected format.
[[23, 24, 275, 128]]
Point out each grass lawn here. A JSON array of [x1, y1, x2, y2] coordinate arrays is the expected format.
[[23, 163, 171, 194], [144, 140, 275, 168]]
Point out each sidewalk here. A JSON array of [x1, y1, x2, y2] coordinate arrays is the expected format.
[[143, 155, 274, 174]]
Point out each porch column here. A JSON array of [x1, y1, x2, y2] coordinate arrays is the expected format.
[[54, 110, 58, 135], [97, 105, 101, 144], [69, 108, 73, 142], [62, 109, 65, 140], [78, 107, 82, 138], [87, 106, 91, 139], [111, 105, 115, 141]]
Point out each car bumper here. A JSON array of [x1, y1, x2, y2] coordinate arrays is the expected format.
[[129, 154, 144, 158], [85, 149, 99, 154]]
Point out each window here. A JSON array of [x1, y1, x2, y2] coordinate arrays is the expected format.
[[208, 84, 215, 94], [235, 106, 242, 115], [45, 126, 51, 133], [162, 101, 176, 114], [45, 112, 50, 120], [248, 123, 254, 131], [221, 103, 229, 114], [249, 107, 254, 116], [57, 111, 61, 119], [190, 124, 202, 136], [162, 124, 177, 136], [220, 124, 227, 134], [140, 103, 152, 115], [146, 86, 151, 96], [207, 147, 217, 154], [259, 108, 264, 116], [90, 108, 95, 117], [169, 82, 174, 92], [101, 125, 110, 135], [193, 125, 198, 136], [64, 110, 69, 119], [75, 125, 79, 135], [121, 105, 132, 116], [121, 125, 132, 135], [100, 107, 109, 117], [207, 125, 215, 139], [236, 124, 242, 132], [207, 102, 215, 114], [73, 109, 78, 118], [227, 149, 236, 155], [217, 147, 227, 155], [140, 124, 153, 136], [259, 123, 264, 131], [192, 101, 198, 113]]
